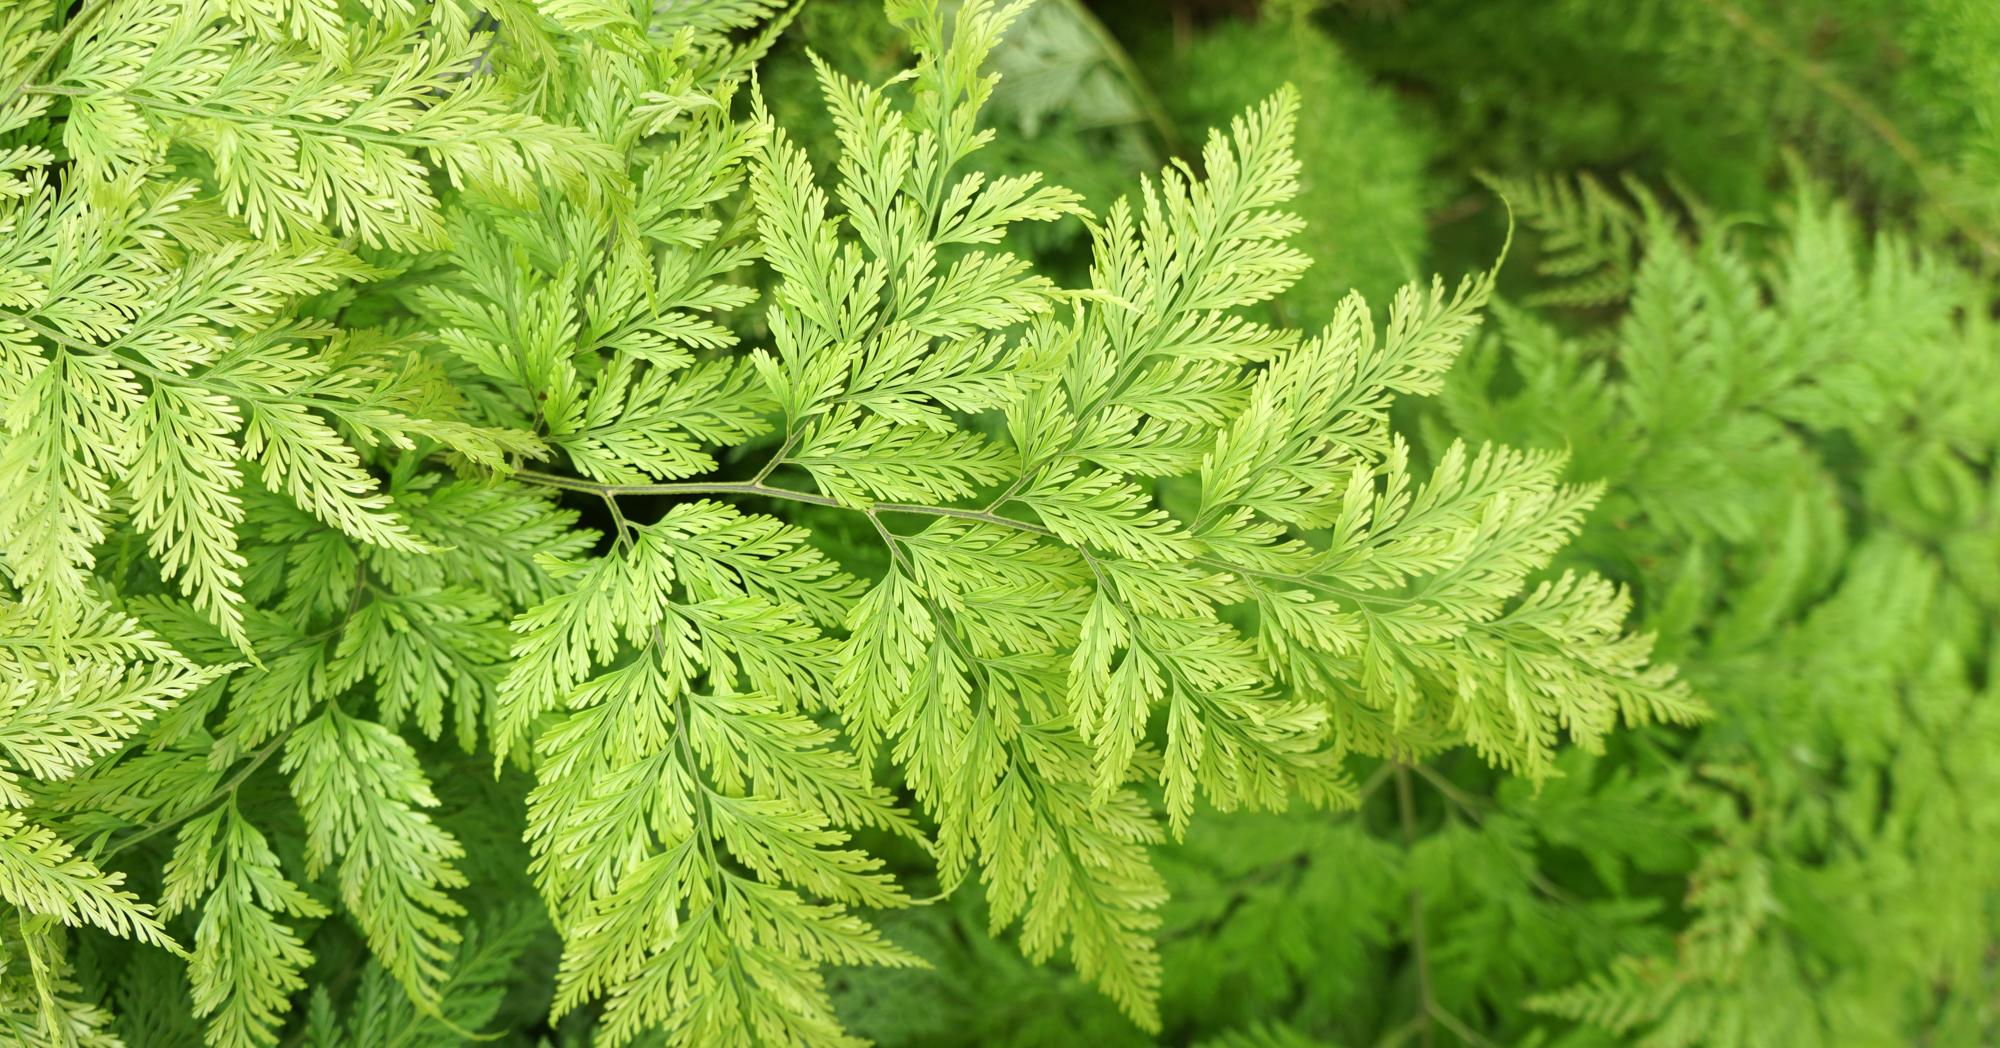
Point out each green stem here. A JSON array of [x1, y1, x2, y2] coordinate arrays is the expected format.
[[1372, 1015, 1428, 1048], [15, 89, 479, 151], [1410, 762, 1580, 904], [100, 728, 293, 859], [1409, 762, 1487, 819], [1355, 760, 1396, 804], [508, 470, 1439, 619], [864, 508, 996, 693], [1, 0, 119, 108], [511, 469, 1058, 535], [1696, 0, 2000, 258], [749, 429, 805, 485], [600, 493, 636, 552], [1426, 1000, 1501, 1048]]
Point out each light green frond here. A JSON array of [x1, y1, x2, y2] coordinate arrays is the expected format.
[[282, 706, 468, 1013], [55, 2, 618, 248], [175, 803, 328, 1048], [0, 3, 1709, 1046], [0, 917, 124, 1048], [330, 586, 510, 750], [0, 811, 178, 950]]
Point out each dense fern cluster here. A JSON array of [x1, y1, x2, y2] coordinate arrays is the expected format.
[[1450, 174, 2000, 1044], [1, 0, 1995, 1046], [1321, 0, 2000, 261], [0, 1, 1700, 1047], [808, 127, 2000, 1048]]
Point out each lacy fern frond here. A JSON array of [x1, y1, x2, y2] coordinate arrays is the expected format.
[[472, 1, 1688, 1037], [0, 1, 1686, 1046], [1436, 171, 2000, 1048]]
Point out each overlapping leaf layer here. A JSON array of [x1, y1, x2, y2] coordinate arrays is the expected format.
[[0, 2, 1689, 1047]]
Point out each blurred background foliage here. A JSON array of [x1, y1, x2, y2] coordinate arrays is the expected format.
[[747, 1, 2000, 1046]]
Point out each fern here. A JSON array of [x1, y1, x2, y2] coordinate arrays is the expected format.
[[0, 1, 1688, 1047], [476, 0, 1687, 1037], [841, 165, 2000, 1048], [1438, 174, 2000, 1047], [1326, 0, 2000, 259], [1167, 6, 1432, 314]]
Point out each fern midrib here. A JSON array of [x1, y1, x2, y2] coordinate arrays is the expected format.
[[22, 86, 467, 152], [0, 0, 120, 109], [517, 461, 1441, 610]]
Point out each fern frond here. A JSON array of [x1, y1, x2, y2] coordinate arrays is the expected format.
[[1478, 170, 1647, 307], [282, 705, 468, 1012], [165, 802, 327, 1048], [0, 811, 178, 949], [465, 2, 1690, 1034]]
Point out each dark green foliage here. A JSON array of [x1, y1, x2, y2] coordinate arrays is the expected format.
[[808, 5, 2000, 1045], [1442, 176, 2000, 1045], [842, 160, 2000, 1048], [1164, 7, 1432, 314], [1320, 0, 2000, 259]]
